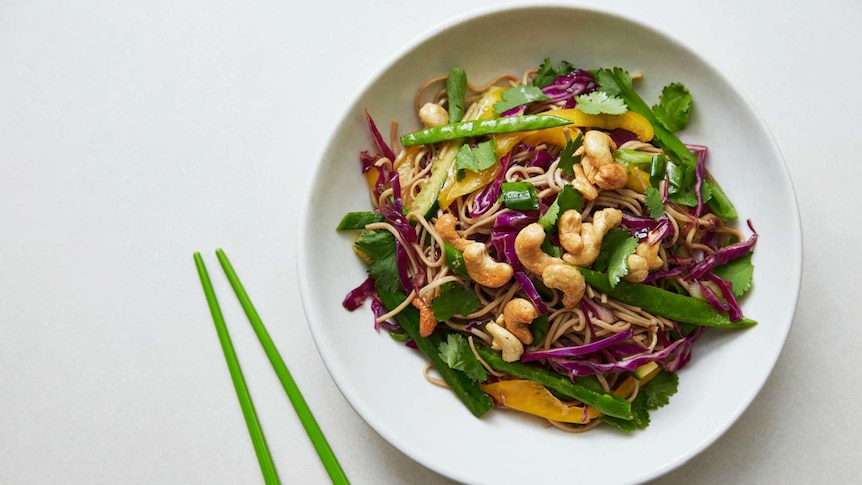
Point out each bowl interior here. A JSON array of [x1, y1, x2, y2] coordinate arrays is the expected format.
[[298, 5, 801, 484]]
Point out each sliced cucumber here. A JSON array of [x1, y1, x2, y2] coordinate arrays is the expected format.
[[409, 142, 460, 218]]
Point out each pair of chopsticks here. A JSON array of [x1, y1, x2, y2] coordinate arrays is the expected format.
[[194, 249, 349, 485]]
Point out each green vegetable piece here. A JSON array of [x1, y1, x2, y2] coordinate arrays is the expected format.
[[388, 329, 410, 342], [595, 67, 737, 220], [431, 282, 480, 322], [354, 230, 399, 293], [530, 315, 550, 344], [578, 267, 756, 328], [438, 334, 488, 383], [473, 345, 633, 420], [538, 184, 584, 233], [593, 228, 639, 288], [574, 91, 628, 115], [501, 181, 539, 210], [613, 149, 656, 168], [410, 141, 461, 218], [443, 241, 469, 279], [336, 211, 384, 230], [649, 153, 667, 185], [558, 133, 583, 176], [712, 252, 754, 297], [644, 187, 665, 219], [455, 140, 497, 179], [377, 287, 494, 418], [533, 57, 576, 88], [493, 85, 551, 114], [400, 114, 572, 147], [632, 362, 659, 380], [652, 83, 692, 133], [446, 67, 467, 123]]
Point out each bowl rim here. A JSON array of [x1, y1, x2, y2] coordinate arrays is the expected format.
[[297, 3, 803, 483]]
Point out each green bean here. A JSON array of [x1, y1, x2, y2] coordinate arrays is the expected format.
[[400, 114, 572, 147]]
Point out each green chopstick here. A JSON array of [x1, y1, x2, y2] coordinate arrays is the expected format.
[[193, 252, 280, 485], [213, 248, 350, 485]]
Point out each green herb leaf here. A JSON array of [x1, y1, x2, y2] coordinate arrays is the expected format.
[[574, 91, 628, 115], [533, 58, 576, 88], [354, 230, 399, 293], [438, 333, 488, 383], [712, 252, 754, 297], [493, 85, 550, 114], [431, 282, 480, 322], [652, 83, 692, 133], [594, 228, 639, 288], [558, 132, 583, 176], [446, 67, 468, 123], [644, 187, 665, 219], [455, 141, 497, 179], [595, 67, 633, 97], [557, 184, 585, 213], [604, 370, 679, 430]]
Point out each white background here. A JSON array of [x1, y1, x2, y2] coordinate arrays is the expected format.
[[1, 0, 859, 484]]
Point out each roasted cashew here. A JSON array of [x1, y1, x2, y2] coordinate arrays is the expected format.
[[577, 130, 627, 190], [560, 208, 623, 267], [412, 296, 437, 337], [514, 223, 564, 274], [434, 213, 470, 251], [419, 102, 449, 127], [502, 298, 538, 344], [487, 321, 524, 362], [624, 241, 664, 283], [462, 242, 513, 288], [542, 264, 586, 308], [571, 164, 599, 201]]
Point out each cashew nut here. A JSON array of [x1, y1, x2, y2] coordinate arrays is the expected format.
[[486, 321, 524, 362], [514, 223, 564, 274], [542, 264, 586, 308], [502, 298, 538, 344], [434, 213, 469, 251], [463, 242, 513, 288], [412, 296, 437, 337], [577, 130, 628, 190], [560, 208, 623, 267], [571, 164, 599, 201], [419, 102, 449, 127], [624, 241, 664, 283]]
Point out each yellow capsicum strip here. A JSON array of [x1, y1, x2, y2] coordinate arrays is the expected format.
[[480, 379, 602, 424]]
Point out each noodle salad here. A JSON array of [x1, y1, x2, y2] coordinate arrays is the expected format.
[[338, 59, 757, 432]]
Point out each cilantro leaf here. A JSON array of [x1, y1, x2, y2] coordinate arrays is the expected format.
[[493, 85, 550, 114], [354, 230, 399, 293], [602, 370, 679, 431], [455, 141, 497, 179], [557, 132, 583, 176], [652, 83, 692, 133], [595, 67, 633, 97], [644, 187, 665, 219], [438, 333, 488, 383], [533, 57, 576, 88], [712, 252, 754, 297], [594, 228, 638, 287], [431, 282, 480, 322], [574, 91, 628, 115], [538, 185, 584, 232]]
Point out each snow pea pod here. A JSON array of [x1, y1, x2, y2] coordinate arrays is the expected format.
[[400, 114, 572, 147], [578, 267, 756, 327]]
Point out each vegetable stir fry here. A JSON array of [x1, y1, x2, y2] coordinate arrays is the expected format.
[[338, 58, 757, 432]]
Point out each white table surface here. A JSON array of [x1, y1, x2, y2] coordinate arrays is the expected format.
[[1, 0, 859, 483]]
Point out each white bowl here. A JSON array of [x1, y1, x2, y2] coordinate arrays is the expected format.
[[298, 5, 801, 484]]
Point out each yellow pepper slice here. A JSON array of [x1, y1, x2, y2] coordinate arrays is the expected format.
[[480, 379, 602, 424], [495, 108, 655, 157], [625, 166, 651, 193]]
